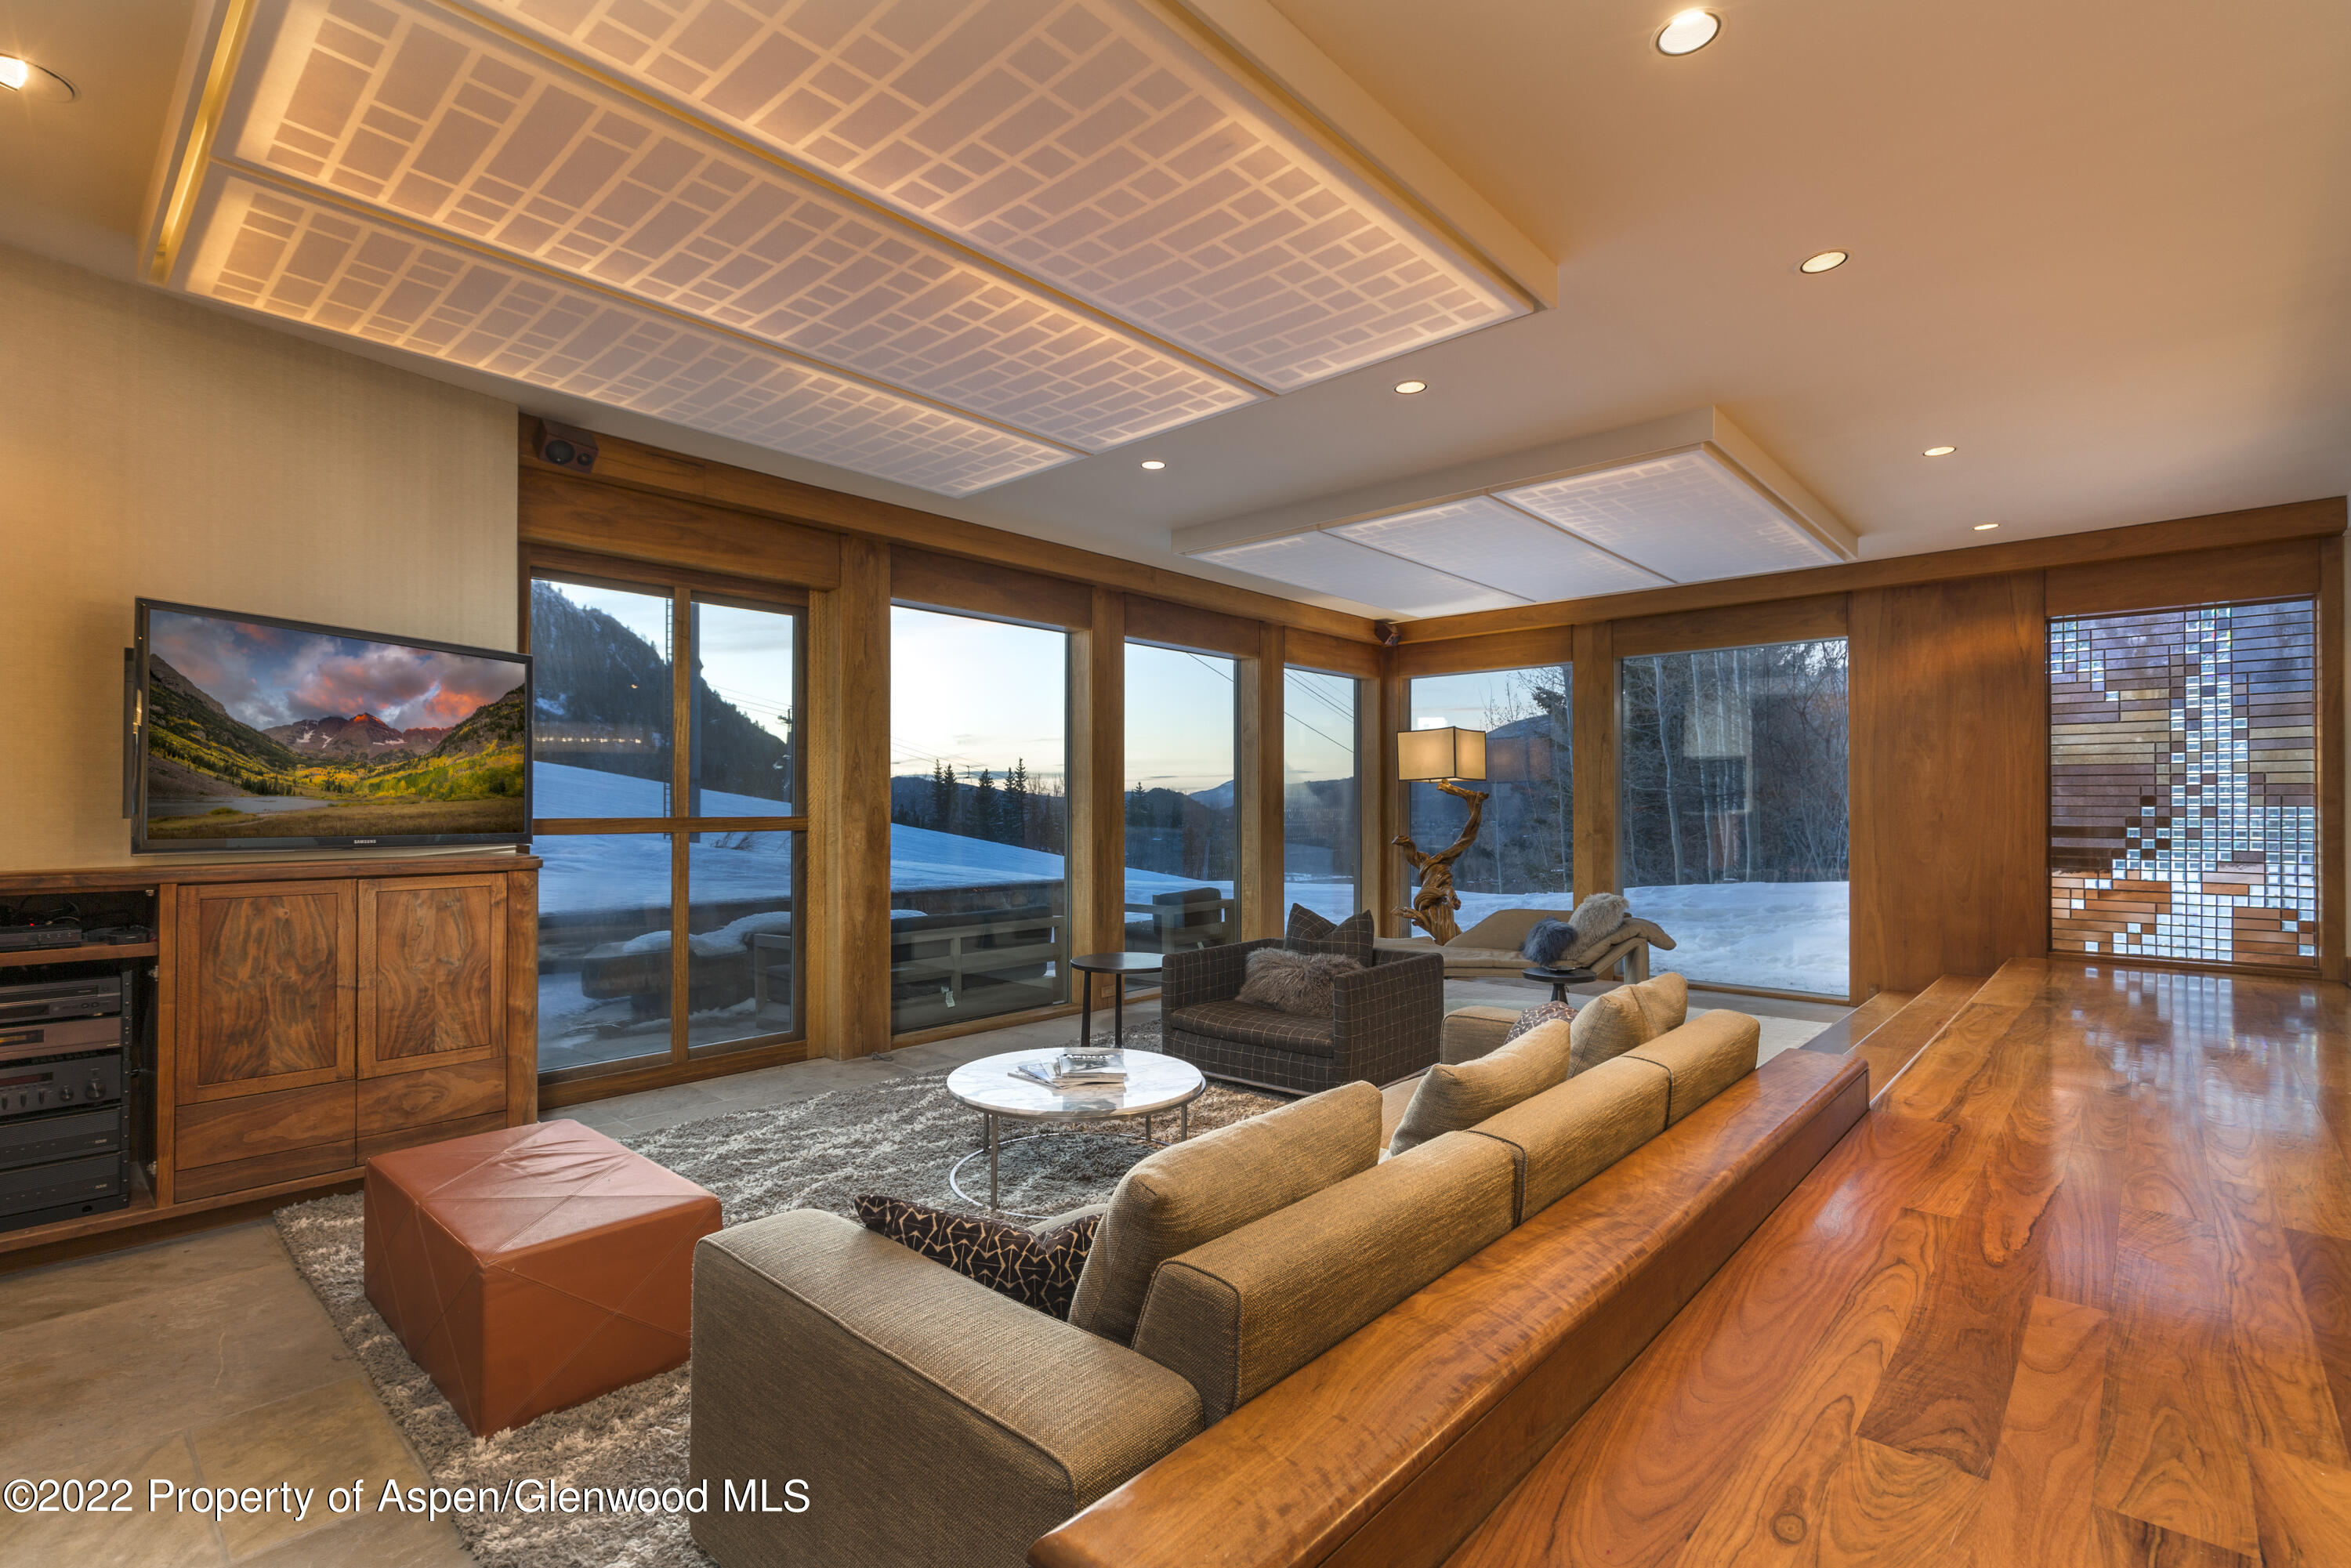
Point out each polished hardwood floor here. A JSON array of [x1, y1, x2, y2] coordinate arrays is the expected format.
[[1449, 957, 2351, 1566]]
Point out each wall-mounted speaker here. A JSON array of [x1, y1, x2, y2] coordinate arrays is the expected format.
[[1372, 620, 1403, 647], [535, 420, 600, 473]]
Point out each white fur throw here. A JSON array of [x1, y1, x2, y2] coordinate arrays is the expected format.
[[1235, 948, 1362, 1016]]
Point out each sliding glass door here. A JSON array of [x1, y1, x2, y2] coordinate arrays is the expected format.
[[888, 607, 1070, 1032], [1124, 643, 1240, 954], [531, 570, 804, 1081], [1618, 638, 1849, 996], [1406, 663, 1574, 929], [1284, 667, 1360, 922]]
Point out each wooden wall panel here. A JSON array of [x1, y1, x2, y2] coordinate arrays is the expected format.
[[1070, 590, 1128, 966], [1286, 627, 1383, 679], [1571, 622, 1618, 900], [2045, 538, 2323, 617], [1610, 593, 1849, 659], [807, 536, 893, 1058], [1125, 596, 1262, 657], [889, 546, 1092, 629], [2324, 535, 2346, 982], [1849, 573, 2048, 995], [520, 467, 841, 588]]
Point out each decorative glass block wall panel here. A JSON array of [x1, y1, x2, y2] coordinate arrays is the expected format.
[[2049, 599, 2318, 969]]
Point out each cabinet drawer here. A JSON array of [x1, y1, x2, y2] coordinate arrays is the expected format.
[[356, 1112, 509, 1164], [356, 1059, 507, 1138], [176, 1081, 356, 1171]]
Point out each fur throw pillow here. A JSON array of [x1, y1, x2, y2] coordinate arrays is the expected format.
[[1568, 892, 1630, 947], [1504, 999, 1577, 1042], [854, 1196, 1099, 1318], [1236, 947, 1362, 1015], [1284, 904, 1375, 965], [1521, 917, 1577, 966]]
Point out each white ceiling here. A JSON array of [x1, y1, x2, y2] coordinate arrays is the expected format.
[[4, 0, 2347, 614]]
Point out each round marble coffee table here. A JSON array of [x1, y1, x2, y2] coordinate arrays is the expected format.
[[945, 1046, 1208, 1215]]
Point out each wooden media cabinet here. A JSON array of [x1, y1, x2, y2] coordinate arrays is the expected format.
[[0, 854, 538, 1262]]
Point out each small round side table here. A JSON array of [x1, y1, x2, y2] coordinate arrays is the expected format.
[[1070, 951, 1165, 1050], [1522, 965, 1598, 1003]]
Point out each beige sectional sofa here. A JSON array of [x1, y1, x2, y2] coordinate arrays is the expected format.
[[686, 995, 1759, 1568]]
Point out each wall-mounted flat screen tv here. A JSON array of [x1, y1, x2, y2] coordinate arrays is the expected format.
[[132, 600, 531, 853]]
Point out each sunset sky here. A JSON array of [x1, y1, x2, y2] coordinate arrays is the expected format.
[[148, 608, 524, 733]]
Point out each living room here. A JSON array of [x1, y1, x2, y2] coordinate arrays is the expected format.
[[1, 2, 2345, 1565]]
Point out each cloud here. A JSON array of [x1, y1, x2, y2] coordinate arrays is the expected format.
[[151, 610, 521, 732]]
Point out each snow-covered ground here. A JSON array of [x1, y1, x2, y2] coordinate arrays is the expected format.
[[1436, 882, 1849, 997]]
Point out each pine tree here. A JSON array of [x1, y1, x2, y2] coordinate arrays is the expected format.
[[973, 768, 998, 843], [1003, 759, 1030, 847], [930, 761, 955, 833]]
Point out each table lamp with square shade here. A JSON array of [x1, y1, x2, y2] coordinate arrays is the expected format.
[[1394, 726, 1491, 945]]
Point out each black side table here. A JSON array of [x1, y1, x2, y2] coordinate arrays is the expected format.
[[1522, 965, 1598, 1004], [1071, 951, 1165, 1050]]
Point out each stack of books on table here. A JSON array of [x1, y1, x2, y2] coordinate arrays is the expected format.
[[1012, 1052, 1128, 1090]]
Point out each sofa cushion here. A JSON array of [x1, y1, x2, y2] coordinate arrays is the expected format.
[[1068, 1081, 1382, 1345], [1465, 1056, 1669, 1221], [1386, 1018, 1575, 1156], [854, 1196, 1099, 1319], [1129, 1131, 1516, 1423], [1284, 904, 1375, 966], [1627, 1009, 1761, 1124], [1234, 948, 1361, 1016], [1166, 999, 1337, 1056], [1567, 971, 1690, 1077]]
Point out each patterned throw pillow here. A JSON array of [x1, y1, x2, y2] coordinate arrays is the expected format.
[[1284, 904, 1375, 965], [1504, 999, 1577, 1042], [853, 1196, 1100, 1319]]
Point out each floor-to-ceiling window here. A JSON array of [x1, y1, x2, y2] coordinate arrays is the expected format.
[[1407, 662, 1574, 929], [1125, 643, 1239, 953], [531, 570, 803, 1079], [1618, 638, 1849, 997], [2050, 599, 2317, 969], [1284, 668, 1360, 923], [888, 607, 1070, 1031]]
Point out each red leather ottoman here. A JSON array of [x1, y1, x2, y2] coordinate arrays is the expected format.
[[363, 1119, 721, 1437]]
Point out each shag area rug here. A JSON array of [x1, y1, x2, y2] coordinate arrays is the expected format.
[[276, 1030, 1279, 1568]]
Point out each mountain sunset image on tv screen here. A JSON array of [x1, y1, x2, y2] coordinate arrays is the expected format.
[[140, 604, 529, 846]]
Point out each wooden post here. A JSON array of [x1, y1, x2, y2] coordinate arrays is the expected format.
[[806, 537, 893, 1058], [1376, 646, 1408, 935], [1572, 621, 1617, 902], [1069, 589, 1128, 1009], [1239, 625, 1286, 939]]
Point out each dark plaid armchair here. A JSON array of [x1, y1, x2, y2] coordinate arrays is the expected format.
[[1159, 939, 1444, 1095]]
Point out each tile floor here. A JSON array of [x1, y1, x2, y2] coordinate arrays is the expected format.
[[0, 977, 1840, 1566]]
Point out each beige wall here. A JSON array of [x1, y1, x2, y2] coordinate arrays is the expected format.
[[0, 243, 516, 871]]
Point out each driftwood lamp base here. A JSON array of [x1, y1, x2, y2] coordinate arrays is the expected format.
[[1392, 780, 1488, 946]]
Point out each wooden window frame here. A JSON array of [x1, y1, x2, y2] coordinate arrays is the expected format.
[[524, 549, 811, 1100]]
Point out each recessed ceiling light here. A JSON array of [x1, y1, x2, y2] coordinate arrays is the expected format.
[[1799, 250, 1849, 274], [0, 54, 76, 101], [1655, 9, 1721, 56], [1139, 459, 1166, 470], [1973, 522, 1999, 531], [1923, 445, 1958, 457], [1393, 379, 1429, 395]]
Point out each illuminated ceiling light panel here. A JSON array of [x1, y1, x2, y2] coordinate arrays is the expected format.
[[222, 0, 1253, 455], [1495, 451, 1842, 582], [185, 174, 1071, 496], [460, 0, 1528, 389], [1194, 531, 1523, 617], [1328, 496, 1669, 601]]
